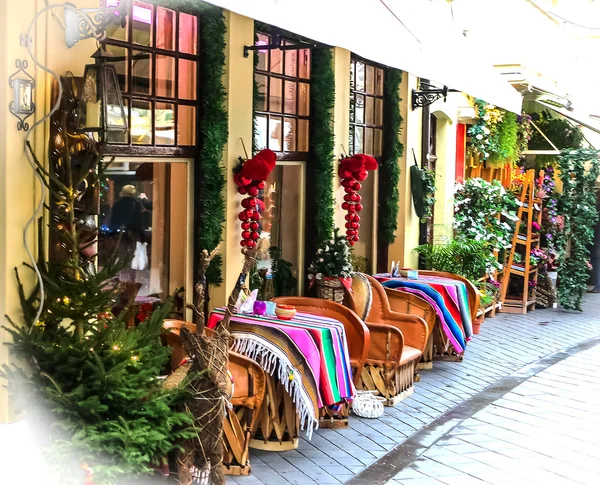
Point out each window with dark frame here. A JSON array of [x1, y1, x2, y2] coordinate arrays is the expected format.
[[101, 0, 200, 155], [349, 58, 384, 157], [254, 32, 311, 159]]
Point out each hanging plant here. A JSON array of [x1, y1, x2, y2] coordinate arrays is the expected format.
[[516, 112, 533, 158], [555, 148, 600, 310], [453, 178, 520, 254], [467, 99, 503, 162], [410, 152, 436, 223], [338, 154, 378, 245], [488, 111, 518, 166]]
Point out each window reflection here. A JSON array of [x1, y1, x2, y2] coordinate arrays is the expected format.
[[256, 164, 302, 295], [98, 161, 188, 313]]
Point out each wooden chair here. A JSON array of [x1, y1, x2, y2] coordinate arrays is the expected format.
[[272, 296, 370, 426], [382, 286, 437, 369], [344, 273, 429, 405], [163, 321, 266, 476]]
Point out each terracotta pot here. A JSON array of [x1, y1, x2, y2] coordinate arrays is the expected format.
[[472, 317, 484, 335]]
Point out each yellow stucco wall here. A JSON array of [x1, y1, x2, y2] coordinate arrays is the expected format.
[[389, 73, 422, 270], [0, 0, 106, 423]]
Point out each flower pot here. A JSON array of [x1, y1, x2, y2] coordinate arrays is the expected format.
[[315, 277, 345, 304], [472, 316, 484, 335]]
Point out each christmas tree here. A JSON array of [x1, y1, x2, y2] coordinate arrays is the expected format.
[[2, 78, 194, 485], [308, 226, 353, 281]]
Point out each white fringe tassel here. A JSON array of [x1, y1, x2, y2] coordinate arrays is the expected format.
[[231, 334, 319, 440]]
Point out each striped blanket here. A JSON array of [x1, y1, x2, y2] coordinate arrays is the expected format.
[[375, 274, 473, 354], [208, 309, 356, 436]]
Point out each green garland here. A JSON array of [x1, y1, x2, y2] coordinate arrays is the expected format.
[[379, 68, 404, 244], [197, 6, 228, 283], [310, 47, 336, 243], [555, 149, 600, 311]]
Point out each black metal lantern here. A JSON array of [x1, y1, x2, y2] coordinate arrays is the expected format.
[[76, 51, 128, 134]]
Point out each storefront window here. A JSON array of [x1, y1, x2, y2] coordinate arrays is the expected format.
[[256, 164, 305, 295], [102, 1, 200, 153], [349, 58, 384, 157], [254, 33, 311, 157], [98, 160, 189, 315]]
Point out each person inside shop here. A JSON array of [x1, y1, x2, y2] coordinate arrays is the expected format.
[[108, 184, 147, 242]]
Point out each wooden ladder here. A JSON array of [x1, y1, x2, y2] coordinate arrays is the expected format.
[[499, 169, 543, 314]]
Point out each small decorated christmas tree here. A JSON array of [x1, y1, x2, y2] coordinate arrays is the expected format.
[[308, 227, 353, 303], [2, 79, 194, 485]]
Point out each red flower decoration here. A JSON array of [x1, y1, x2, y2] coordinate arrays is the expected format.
[[338, 154, 378, 244]]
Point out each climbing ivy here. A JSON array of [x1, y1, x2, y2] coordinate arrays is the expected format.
[[555, 149, 600, 311]]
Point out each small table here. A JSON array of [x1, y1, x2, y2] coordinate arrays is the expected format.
[[208, 308, 355, 450]]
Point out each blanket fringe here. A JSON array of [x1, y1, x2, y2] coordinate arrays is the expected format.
[[231, 335, 319, 439]]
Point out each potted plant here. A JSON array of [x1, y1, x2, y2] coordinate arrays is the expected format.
[[308, 227, 353, 304]]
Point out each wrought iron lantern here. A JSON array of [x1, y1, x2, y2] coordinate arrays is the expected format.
[[76, 51, 128, 134]]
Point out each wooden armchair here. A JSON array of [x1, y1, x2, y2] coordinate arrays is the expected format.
[[163, 321, 266, 476], [345, 273, 429, 405]]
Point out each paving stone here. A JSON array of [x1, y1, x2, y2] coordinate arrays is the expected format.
[[230, 296, 600, 484]]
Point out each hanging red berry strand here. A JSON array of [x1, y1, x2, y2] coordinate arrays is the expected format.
[[338, 154, 378, 245], [234, 149, 277, 249]]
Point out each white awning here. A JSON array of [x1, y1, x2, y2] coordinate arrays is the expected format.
[[202, 0, 522, 113]]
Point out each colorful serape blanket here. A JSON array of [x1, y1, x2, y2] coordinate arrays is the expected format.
[[208, 309, 356, 435], [374, 274, 473, 354]]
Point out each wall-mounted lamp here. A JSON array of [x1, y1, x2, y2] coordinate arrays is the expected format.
[[76, 50, 128, 133], [8, 60, 35, 131], [412, 80, 459, 110], [64, 0, 130, 48], [457, 105, 477, 122]]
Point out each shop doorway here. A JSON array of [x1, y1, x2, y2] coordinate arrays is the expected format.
[[98, 158, 193, 319]]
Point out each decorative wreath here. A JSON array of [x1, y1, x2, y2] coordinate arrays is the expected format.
[[339, 154, 378, 245], [234, 149, 277, 249]]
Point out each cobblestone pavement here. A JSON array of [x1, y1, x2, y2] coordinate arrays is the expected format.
[[228, 295, 600, 485], [385, 343, 600, 485]]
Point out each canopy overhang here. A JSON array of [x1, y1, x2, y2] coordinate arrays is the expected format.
[[202, 0, 523, 114]]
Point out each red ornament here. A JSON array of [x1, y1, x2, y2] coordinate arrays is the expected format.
[[355, 169, 368, 181], [345, 222, 352, 229], [353, 235, 360, 242], [241, 221, 251, 230], [350, 193, 360, 202], [250, 222, 259, 231], [239, 211, 248, 221], [251, 231, 260, 240], [342, 202, 350, 211], [246, 240, 256, 248], [353, 214, 360, 222], [248, 186, 259, 197], [240, 240, 247, 247], [344, 194, 353, 202], [353, 182, 361, 191], [355, 203, 363, 212], [349, 240, 355, 246], [345, 214, 352, 221], [351, 222, 359, 229], [241, 198, 250, 208], [348, 205, 356, 213], [242, 230, 251, 240], [341, 179, 353, 188], [251, 211, 260, 221], [257, 181, 265, 190], [248, 198, 257, 207], [238, 187, 247, 195], [344, 186, 354, 194]]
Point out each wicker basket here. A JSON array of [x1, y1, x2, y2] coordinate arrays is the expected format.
[[315, 277, 345, 304]]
